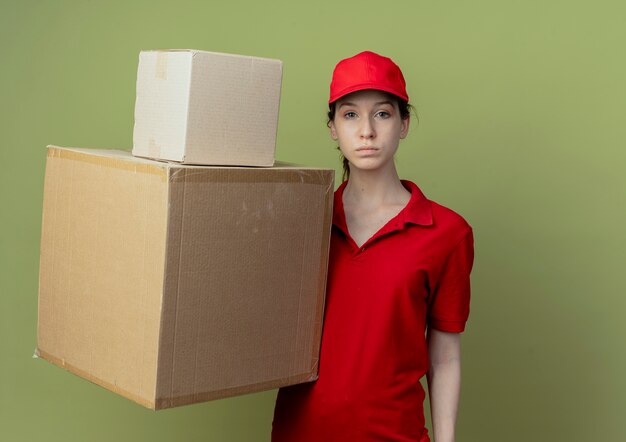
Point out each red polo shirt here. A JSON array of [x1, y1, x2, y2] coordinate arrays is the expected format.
[[272, 180, 474, 442]]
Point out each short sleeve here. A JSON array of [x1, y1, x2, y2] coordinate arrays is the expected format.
[[427, 229, 474, 333]]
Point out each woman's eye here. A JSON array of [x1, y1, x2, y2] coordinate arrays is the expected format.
[[376, 111, 391, 118], [344, 111, 357, 119]]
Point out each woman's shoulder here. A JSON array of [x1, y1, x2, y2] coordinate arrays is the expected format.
[[403, 180, 472, 234], [424, 196, 473, 247], [429, 199, 471, 230], [430, 200, 474, 249], [421, 199, 474, 270]]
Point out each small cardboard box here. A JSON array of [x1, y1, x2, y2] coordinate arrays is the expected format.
[[36, 146, 333, 410], [132, 49, 283, 166]]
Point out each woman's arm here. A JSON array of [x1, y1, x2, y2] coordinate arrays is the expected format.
[[426, 329, 462, 442]]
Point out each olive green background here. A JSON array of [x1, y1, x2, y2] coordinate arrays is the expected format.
[[1, 1, 624, 441]]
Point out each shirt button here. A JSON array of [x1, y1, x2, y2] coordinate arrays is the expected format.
[[360, 247, 365, 252]]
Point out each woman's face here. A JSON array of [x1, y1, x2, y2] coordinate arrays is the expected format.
[[329, 89, 409, 175]]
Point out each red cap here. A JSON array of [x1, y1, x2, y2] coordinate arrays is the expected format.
[[328, 51, 408, 104]]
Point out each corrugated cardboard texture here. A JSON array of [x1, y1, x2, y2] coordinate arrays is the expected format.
[[37, 147, 334, 409], [38, 146, 168, 408], [132, 49, 283, 167]]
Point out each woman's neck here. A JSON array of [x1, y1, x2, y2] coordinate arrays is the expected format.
[[343, 165, 410, 207]]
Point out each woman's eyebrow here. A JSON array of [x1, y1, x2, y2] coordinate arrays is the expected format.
[[338, 100, 394, 109]]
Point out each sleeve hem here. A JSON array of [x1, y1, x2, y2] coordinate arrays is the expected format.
[[428, 318, 467, 333]]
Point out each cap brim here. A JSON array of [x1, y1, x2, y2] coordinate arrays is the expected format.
[[329, 83, 409, 104]]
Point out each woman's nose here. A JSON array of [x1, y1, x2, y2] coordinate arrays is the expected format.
[[360, 117, 375, 139]]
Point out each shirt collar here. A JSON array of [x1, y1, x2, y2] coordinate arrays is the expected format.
[[398, 180, 434, 226], [332, 179, 433, 234]]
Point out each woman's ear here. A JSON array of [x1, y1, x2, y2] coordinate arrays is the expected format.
[[329, 120, 338, 140], [399, 116, 410, 140]]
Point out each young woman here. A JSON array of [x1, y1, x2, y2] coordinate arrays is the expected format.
[[272, 51, 474, 442]]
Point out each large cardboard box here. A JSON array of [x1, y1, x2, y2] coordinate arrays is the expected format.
[[36, 146, 334, 410], [132, 49, 282, 166]]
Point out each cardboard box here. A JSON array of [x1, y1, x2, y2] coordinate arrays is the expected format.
[[36, 146, 334, 410], [132, 49, 283, 166]]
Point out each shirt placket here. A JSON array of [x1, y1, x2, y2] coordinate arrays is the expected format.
[[348, 218, 406, 257]]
